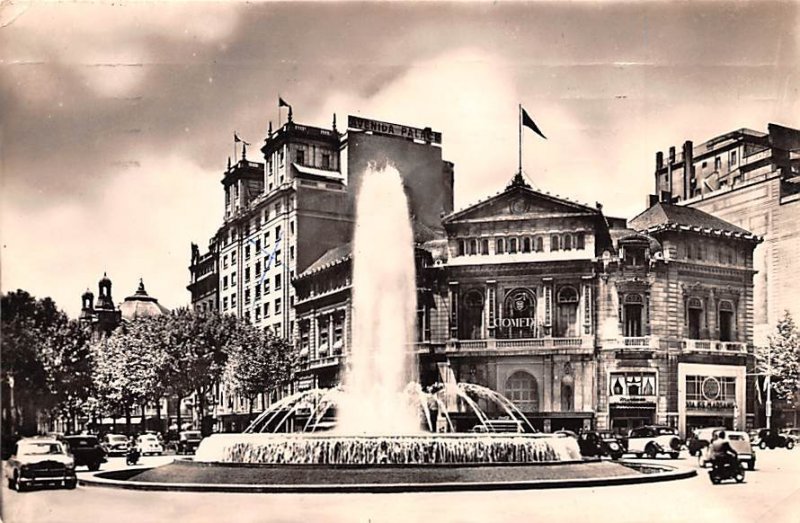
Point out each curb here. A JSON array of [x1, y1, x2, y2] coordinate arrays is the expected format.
[[78, 463, 697, 493]]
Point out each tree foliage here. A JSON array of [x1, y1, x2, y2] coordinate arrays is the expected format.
[[757, 311, 800, 403], [224, 323, 295, 412]]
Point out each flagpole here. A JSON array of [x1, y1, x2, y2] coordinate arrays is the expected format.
[[234, 131, 237, 162], [518, 104, 523, 176]]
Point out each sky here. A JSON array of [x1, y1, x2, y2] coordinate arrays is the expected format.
[[1, 1, 798, 318]]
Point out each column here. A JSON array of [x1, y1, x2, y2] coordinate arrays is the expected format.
[[448, 282, 459, 340], [543, 278, 553, 336], [581, 277, 593, 336], [486, 280, 497, 338]]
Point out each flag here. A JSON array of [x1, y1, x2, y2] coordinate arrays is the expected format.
[[234, 132, 250, 146], [260, 231, 283, 284], [521, 107, 547, 139], [756, 376, 763, 404], [279, 97, 291, 109]]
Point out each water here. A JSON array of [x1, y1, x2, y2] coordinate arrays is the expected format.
[[337, 164, 420, 435]]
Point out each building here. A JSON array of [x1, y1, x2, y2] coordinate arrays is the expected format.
[[190, 112, 454, 429], [652, 123, 800, 346], [79, 273, 121, 341]]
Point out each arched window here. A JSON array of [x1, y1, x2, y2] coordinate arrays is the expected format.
[[561, 376, 574, 412], [501, 289, 537, 339], [556, 286, 579, 337], [496, 237, 506, 255], [505, 371, 538, 412], [509, 238, 518, 254], [522, 237, 532, 253], [564, 234, 573, 251], [535, 236, 544, 252], [469, 239, 478, 255], [551, 235, 561, 251], [687, 297, 704, 339], [718, 300, 735, 342], [480, 239, 489, 255], [457, 240, 466, 256], [459, 289, 484, 340], [576, 233, 585, 250]]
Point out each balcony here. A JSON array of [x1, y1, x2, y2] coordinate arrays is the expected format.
[[603, 336, 659, 350], [296, 354, 341, 373], [683, 339, 747, 353], [445, 337, 592, 355]]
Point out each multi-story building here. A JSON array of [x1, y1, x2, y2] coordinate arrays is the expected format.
[[291, 174, 761, 437], [190, 112, 454, 430], [652, 123, 800, 346]]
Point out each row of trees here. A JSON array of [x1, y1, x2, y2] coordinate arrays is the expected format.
[[2, 290, 294, 441]]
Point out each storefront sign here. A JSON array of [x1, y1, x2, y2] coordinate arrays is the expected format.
[[348, 116, 442, 144], [609, 396, 655, 404]]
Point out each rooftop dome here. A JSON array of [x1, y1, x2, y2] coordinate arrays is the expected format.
[[119, 279, 170, 321]]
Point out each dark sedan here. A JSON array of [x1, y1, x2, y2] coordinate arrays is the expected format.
[[64, 435, 107, 471]]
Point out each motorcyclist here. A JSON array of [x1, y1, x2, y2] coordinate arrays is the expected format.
[[126, 436, 141, 465], [709, 430, 738, 470]]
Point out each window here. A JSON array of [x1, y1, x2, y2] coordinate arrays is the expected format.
[[480, 239, 489, 255], [263, 279, 270, 293], [231, 250, 237, 264], [556, 286, 579, 337], [231, 293, 236, 305], [275, 250, 282, 266], [322, 153, 330, 169], [244, 267, 250, 282], [564, 234, 573, 251], [551, 235, 560, 251], [333, 314, 344, 353], [576, 233, 585, 250], [459, 290, 484, 340], [505, 371, 538, 412], [730, 150, 737, 166], [469, 239, 478, 255], [719, 301, 735, 342], [508, 238, 518, 254], [276, 225, 282, 239], [535, 237, 544, 252], [223, 297, 229, 310], [623, 294, 644, 337], [255, 307, 261, 322], [231, 272, 237, 286], [223, 276, 229, 289], [275, 202, 282, 215], [223, 255, 228, 268], [290, 221, 295, 236], [245, 289, 251, 304], [296, 149, 305, 165], [255, 285, 261, 300], [522, 237, 531, 253], [275, 274, 282, 289], [255, 239, 261, 253], [263, 302, 270, 317], [687, 297, 703, 339], [458, 240, 466, 256], [255, 261, 261, 277], [715, 157, 722, 171], [275, 298, 282, 314], [496, 238, 505, 254]]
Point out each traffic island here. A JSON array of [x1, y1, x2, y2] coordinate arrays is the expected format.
[[79, 460, 696, 493]]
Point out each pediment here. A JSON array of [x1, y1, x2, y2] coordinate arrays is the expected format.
[[445, 185, 598, 223]]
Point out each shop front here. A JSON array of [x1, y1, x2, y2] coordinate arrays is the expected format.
[[678, 362, 746, 437], [607, 370, 658, 435]]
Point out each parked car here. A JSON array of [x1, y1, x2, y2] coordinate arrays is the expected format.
[[687, 426, 727, 456], [752, 428, 795, 450], [64, 435, 107, 471], [697, 430, 757, 470], [176, 430, 203, 455], [136, 434, 164, 456], [101, 434, 131, 457], [626, 425, 682, 459], [780, 428, 800, 444], [577, 431, 624, 460], [4, 437, 77, 491]]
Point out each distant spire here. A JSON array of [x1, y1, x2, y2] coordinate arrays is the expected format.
[[227, 156, 231, 169], [332, 113, 337, 132], [268, 121, 273, 135], [241, 142, 247, 160], [137, 278, 146, 293]]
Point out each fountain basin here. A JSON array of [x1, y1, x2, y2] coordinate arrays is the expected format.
[[194, 433, 582, 466]]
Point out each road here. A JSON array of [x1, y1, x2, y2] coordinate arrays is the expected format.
[[2, 449, 799, 523]]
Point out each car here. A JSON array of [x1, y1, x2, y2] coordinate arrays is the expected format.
[[136, 434, 164, 455], [4, 437, 77, 491], [577, 431, 624, 460], [176, 430, 203, 455], [626, 425, 682, 459], [698, 430, 756, 470], [780, 428, 800, 444], [752, 428, 795, 450], [64, 435, 107, 471], [687, 426, 726, 456], [101, 434, 131, 456]]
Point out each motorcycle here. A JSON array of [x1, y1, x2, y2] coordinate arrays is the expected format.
[[708, 455, 745, 484], [125, 446, 141, 466]]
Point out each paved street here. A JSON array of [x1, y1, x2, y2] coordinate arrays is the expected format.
[[2, 449, 799, 523]]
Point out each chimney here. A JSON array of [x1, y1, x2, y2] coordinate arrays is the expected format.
[[669, 146, 676, 163], [656, 151, 664, 170], [648, 194, 659, 208], [683, 140, 694, 199], [660, 190, 673, 204]]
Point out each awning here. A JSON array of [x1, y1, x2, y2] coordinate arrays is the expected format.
[[293, 163, 344, 181]]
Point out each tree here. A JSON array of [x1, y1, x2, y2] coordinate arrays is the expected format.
[[757, 311, 800, 404], [163, 309, 237, 435], [224, 323, 295, 419]]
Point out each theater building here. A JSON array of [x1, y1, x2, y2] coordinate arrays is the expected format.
[[436, 174, 612, 432]]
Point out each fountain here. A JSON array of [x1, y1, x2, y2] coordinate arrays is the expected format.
[[193, 164, 580, 466], [90, 164, 695, 491]]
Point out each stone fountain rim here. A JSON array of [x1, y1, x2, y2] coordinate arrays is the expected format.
[[222, 433, 563, 439]]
